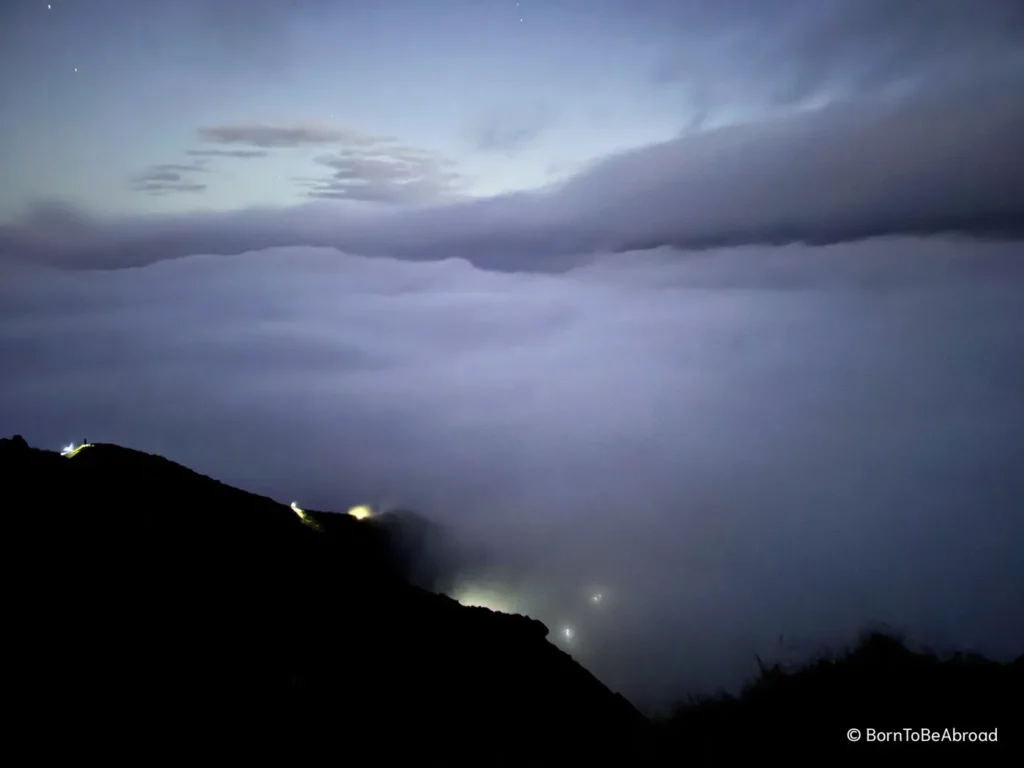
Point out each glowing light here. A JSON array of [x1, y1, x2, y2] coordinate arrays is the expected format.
[[562, 626, 575, 642], [289, 501, 323, 531], [348, 505, 372, 520], [61, 442, 93, 458], [451, 585, 517, 614], [591, 592, 603, 605]]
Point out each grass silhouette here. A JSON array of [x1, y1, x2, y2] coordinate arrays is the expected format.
[[654, 628, 1021, 765]]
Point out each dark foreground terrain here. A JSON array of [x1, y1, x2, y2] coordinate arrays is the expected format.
[[3, 435, 1020, 764]]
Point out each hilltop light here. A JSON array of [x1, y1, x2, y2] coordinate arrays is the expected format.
[[562, 626, 575, 642], [290, 501, 323, 531], [61, 442, 93, 458], [348, 505, 372, 520]]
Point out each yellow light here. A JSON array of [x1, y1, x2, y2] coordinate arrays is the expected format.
[[289, 501, 323, 531], [62, 443, 93, 458], [450, 585, 517, 614], [348, 505, 372, 520]]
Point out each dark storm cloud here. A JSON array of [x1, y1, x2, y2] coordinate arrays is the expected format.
[[130, 162, 209, 196], [1, 239, 1022, 713], [197, 123, 388, 149], [3, 83, 1022, 270], [187, 149, 271, 159], [553, 84, 1024, 253]]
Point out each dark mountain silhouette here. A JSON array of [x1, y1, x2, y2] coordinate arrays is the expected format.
[[3, 435, 645, 762], [3, 435, 1020, 764]]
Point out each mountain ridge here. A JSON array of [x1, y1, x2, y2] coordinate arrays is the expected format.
[[3, 435, 646, 761], [4, 434, 1019, 764]]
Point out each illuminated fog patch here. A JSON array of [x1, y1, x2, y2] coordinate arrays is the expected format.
[[348, 505, 373, 520]]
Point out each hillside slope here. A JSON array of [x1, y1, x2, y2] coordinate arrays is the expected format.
[[5, 434, 1019, 764], [3, 436, 646, 761]]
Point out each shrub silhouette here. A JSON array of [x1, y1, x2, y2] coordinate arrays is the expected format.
[[653, 629, 1020, 765]]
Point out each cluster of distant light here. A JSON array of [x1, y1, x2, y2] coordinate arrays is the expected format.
[[451, 580, 608, 650], [56, 459, 599, 648], [290, 501, 374, 523], [558, 589, 606, 647], [56, 443, 589, 644], [60, 442, 93, 458]]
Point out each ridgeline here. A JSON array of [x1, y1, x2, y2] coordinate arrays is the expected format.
[[3, 436, 1019, 764]]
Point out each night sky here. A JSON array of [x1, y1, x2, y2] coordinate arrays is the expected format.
[[2, 1, 1023, 713]]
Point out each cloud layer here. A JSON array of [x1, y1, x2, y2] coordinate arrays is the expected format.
[[130, 162, 210, 196], [186, 149, 271, 159], [3, 0, 1021, 718], [196, 123, 386, 148], [2, 237, 1022, 712], [5, 82, 1023, 270], [131, 122, 463, 204], [305, 146, 462, 203], [648, 0, 1024, 114]]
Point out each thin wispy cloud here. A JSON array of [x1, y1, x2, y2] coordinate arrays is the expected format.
[[186, 149, 271, 159], [129, 161, 210, 196], [474, 103, 554, 155], [305, 146, 462, 204], [197, 123, 388, 149]]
